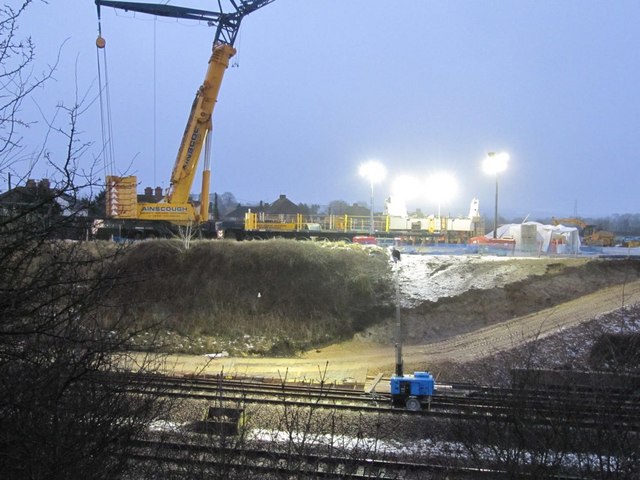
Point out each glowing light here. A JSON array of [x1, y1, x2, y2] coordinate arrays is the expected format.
[[359, 160, 386, 234], [483, 151, 509, 175], [391, 175, 421, 200], [359, 160, 387, 184], [426, 172, 458, 205], [483, 151, 510, 239]]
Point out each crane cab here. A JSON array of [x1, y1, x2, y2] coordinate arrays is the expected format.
[[390, 371, 435, 411]]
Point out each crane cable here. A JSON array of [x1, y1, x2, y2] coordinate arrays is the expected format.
[[153, 17, 157, 188], [154, 0, 173, 188], [95, 10, 116, 180]]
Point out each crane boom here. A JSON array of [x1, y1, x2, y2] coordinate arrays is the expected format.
[[167, 42, 236, 208], [97, 0, 274, 225]]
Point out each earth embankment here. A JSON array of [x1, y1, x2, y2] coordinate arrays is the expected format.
[[395, 256, 640, 344], [145, 255, 640, 383], [157, 279, 640, 382]]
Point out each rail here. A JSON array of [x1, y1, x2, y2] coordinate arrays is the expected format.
[[107, 372, 640, 431]]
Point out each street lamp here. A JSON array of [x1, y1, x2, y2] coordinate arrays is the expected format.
[[426, 172, 458, 225], [391, 175, 421, 201], [389, 175, 420, 217], [359, 160, 386, 234], [483, 151, 509, 239]]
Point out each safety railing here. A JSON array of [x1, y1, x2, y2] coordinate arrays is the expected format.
[[243, 212, 472, 235], [245, 212, 388, 233]]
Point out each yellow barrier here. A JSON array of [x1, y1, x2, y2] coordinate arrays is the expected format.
[[244, 213, 384, 233]]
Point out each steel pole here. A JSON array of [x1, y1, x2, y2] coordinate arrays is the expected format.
[[369, 181, 374, 235], [493, 174, 499, 239], [394, 262, 403, 377]]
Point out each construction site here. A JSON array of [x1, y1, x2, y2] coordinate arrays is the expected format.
[[3, 0, 640, 478], [130, 250, 640, 383], [90, 0, 631, 257]]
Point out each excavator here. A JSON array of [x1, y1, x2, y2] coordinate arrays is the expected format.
[[96, 0, 274, 228], [551, 217, 615, 247]]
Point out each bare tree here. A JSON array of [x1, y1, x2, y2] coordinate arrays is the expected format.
[[0, 1, 56, 170], [450, 341, 640, 478], [0, 3, 173, 479]]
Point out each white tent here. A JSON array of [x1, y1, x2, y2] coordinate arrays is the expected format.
[[489, 221, 581, 254]]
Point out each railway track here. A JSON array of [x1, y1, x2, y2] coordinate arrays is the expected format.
[[97, 371, 637, 478], [104, 371, 640, 431], [127, 437, 524, 479]]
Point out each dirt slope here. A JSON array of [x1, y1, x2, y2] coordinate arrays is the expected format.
[[159, 257, 640, 383], [391, 257, 640, 344]]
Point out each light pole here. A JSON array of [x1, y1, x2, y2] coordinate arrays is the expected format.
[[359, 160, 386, 235], [426, 172, 457, 230], [393, 250, 403, 377], [482, 152, 509, 239]]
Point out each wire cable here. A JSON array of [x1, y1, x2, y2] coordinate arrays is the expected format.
[[153, 16, 157, 188], [96, 17, 115, 179]]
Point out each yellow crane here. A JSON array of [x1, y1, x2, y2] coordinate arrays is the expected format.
[[96, 0, 274, 226]]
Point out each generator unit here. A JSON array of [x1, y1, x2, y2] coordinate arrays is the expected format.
[[390, 371, 435, 411]]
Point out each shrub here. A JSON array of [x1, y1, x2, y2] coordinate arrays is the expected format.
[[106, 239, 393, 349]]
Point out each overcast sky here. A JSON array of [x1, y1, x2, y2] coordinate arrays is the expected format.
[[10, 0, 640, 218]]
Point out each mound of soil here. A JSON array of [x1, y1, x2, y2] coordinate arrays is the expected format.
[[155, 256, 640, 384], [373, 258, 640, 345]]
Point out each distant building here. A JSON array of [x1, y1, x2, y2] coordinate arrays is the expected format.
[[266, 194, 302, 215], [0, 178, 90, 238], [141, 186, 164, 203], [0, 178, 87, 219], [222, 194, 302, 221], [223, 203, 265, 222]]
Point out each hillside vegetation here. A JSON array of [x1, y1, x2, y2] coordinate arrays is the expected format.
[[106, 240, 393, 354]]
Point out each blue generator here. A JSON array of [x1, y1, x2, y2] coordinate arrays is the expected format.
[[390, 371, 435, 410]]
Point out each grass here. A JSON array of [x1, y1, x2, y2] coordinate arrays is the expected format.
[[105, 239, 393, 354]]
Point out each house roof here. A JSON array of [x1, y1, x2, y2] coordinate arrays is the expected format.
[[224, 204, 264, 220], [223, 194, 301, 220], [0, 179, 86, 216], [0, 179, 72, 206], [266, 194, 301, 215]]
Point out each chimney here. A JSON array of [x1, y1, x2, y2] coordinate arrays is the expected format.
[[26, 179, 37, 189], [144, 187, 153, 197], [39, 178, 50, 190], [155, 186, 163, 199]]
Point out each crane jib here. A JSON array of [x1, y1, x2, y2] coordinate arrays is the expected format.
[[95, 1, 222, 24], [97, 0, 276, 226]]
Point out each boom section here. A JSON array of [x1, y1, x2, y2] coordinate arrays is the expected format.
[[168, 43, 236, 205], [95, 1, 222, 23], [95, 1, 276, 45]]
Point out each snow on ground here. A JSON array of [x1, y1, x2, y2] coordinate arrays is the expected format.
[[393, 255, 558, 308], [147, 422, 618, 471], [506, 303, 640, 372], [248, 427, 619, 472], [392, 247, 640, 309]]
